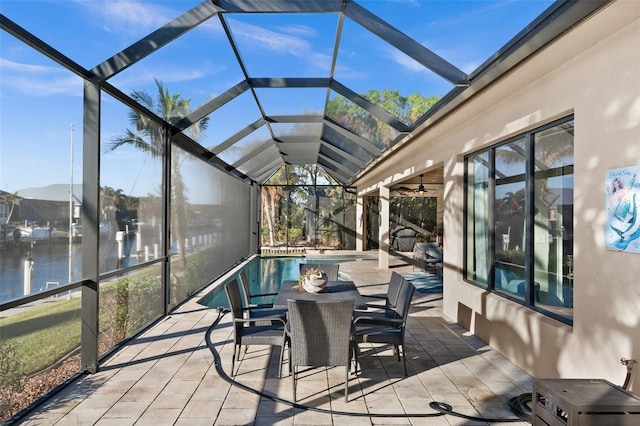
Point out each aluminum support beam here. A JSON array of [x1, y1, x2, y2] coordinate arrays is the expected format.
[[231, 139, 275, 169], [175, 80, 252, 132], [323, 119, 382, 156], [210, 117, 266, 155], [213, 0, 343, 13], [249, 77, 331, 88], [91, 2, 219, 81], [320, 142, 366, 169], [81, 80, 101, 374], [331, 80, 409, 132], [344, 1, 468, 86]]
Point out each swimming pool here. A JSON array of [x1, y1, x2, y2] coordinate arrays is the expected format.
[[197, 256, 360, 309]]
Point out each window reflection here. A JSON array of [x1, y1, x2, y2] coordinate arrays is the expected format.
[[464, 118, 574, 323], [533, 121, 574, 316], [390, 196, 438, 251], [494, 138, 527, 301], [465, 152, 490, 286]]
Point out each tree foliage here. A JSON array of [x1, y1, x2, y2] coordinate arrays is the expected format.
[[108, 80, 208, 267], [0, 191, 19, 225], [326, 89, 439, 146], [0, 341, 25, 419], [260, 89, 439, 249], [260, 165, 356, 248]]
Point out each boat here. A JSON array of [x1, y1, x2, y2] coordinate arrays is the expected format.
[[11, 225, 57, 241], [69, 222, 113, 238]]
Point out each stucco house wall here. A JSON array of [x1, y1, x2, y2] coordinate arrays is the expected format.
[[355, 1, 640, 392]]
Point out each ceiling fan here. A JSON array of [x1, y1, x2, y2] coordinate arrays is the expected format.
[[396, 174, 428, 196]]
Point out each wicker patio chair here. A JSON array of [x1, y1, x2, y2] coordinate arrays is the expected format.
[[359, 271, 404, 310], [286, 299, 355, 402], [224, 279, 288, 378], [355, 271, 407, 323], [299, 263, 340, 281], [239, 269, 279, 306], [354, 280, 415, 376], [238, 270, 286, 325]]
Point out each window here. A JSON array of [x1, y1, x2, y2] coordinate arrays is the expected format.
[[464, 117, 574, 324], [0, 202, 9, 222]]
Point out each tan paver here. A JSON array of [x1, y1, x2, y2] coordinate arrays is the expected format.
[[17, 257, 533, 425]]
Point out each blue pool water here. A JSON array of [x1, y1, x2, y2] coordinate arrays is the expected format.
[[197, 257, 356, 309]]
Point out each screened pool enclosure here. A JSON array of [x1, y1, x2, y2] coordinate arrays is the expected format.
[[0, 0, 601, 421]]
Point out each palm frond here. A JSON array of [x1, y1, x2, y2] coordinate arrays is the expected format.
[[108, 130, 161, 157]]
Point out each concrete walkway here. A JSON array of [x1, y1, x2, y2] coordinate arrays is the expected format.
[[18, 258, 532, 425]]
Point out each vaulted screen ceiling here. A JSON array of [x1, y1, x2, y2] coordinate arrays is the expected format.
[[2, 0, 607, 185]]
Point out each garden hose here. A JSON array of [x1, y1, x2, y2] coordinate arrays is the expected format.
[[205, 308, 530, 422]]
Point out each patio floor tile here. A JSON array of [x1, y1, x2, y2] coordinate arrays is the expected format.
[[17, 257, 533, 425]]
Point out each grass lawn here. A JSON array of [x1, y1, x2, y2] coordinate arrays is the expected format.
[[1, 248, 217, 377], [1, 297, 82, 376]]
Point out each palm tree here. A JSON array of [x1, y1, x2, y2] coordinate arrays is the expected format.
[[0, 191, 19, 226], [261, 167, 287, 247], [108, 79, 208, 268], [0, 191, 20, 246]]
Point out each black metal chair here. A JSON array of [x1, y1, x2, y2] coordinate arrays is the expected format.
[[354, 280, 415, 376], [299, 263, 339, 281], [224, 279, 288, 378], [286, 299, 355, 402]]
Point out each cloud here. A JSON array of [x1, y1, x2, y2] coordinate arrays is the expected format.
[[109, 61, 227, 93], [383, 40, 480, 77], [385, 48, 426, 74], [276, 24, 318, 38], [385, 0, 421, 7], [228, 19, 311, 56], [0, 58, 52, 73], [73, 0, 176, 34], [333, 63, 368, 81], [0, 59, 83, 96], [425, 0, 513, 29], [225, 18, 338, 75]]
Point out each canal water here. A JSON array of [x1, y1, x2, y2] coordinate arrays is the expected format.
[[1, 239, 83, 302], [0, 231, 149, 304]]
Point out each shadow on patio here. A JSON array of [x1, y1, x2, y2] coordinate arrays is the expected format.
[[17, 259, 532, 426]]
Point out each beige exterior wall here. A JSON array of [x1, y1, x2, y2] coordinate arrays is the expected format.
[[355, 1, 640, 392]]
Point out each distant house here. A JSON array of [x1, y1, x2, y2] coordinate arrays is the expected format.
[[11, 184, 82, 226], [0, 190, 15, 224]]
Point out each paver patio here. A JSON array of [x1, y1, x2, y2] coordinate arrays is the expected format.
[[17, 257, 532, 425]]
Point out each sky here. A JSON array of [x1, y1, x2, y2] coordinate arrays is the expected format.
[[0, 0, 554, 198]]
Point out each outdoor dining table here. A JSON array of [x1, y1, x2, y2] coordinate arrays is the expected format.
[[273, 280, 368, 310]]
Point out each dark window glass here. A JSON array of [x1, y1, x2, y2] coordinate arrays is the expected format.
[[532, 121, 574, 320], [465, 151, 490, 287], [494, 138, 527, 301], [464, 118, 574, 323]]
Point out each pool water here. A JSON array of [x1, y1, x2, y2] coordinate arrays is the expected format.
[[197, 257, 356, 309]]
